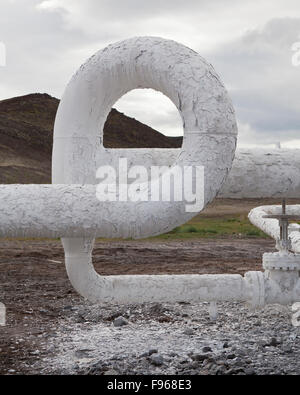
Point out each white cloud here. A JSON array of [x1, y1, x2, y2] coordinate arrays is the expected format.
[[115, 89, 183, 137], [0, 0, 299, 146], [37, 0, 60, 10], [237, 121, 300, 149], [33, 0, 300, 51], [205, 17, 300, 146]]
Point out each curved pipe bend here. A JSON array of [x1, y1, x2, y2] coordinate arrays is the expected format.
[[54, 37, 238, 306], [62, 237, 248, 304], [63, 238, 300, 306], [248, 205, 300, 254]]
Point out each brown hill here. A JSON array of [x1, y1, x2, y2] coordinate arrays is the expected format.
[[0, 93, 182, 184]]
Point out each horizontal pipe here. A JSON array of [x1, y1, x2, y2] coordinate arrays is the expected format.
[[96, 148, 300, 199], [63, 238, 248, 304], [0, 184, 198, 239], [220, 149, 300, 198], [248, 205, 300, 254], [63, 239, 300, 306], [64, 243, 300, 305], [66, 266, 248, 304]]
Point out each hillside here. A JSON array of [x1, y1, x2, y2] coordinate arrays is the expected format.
[[0, 93, 182, 184]]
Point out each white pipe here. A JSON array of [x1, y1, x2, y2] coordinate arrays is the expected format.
[[0, 184, 198, 239], [220, 148, 300, 198], [64, 240, 248, 304], [62, 238, 249, 304], [248, 205, 300, 254], [2, 36, 300, 308], [99, 148, 300, 199], [1, 185, 300, 306], [63, 238, 300, 306]]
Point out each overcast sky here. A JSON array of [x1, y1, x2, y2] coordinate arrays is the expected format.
[[0, 0, 299, 148]]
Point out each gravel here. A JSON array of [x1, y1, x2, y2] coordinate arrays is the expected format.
[[113, 317, 128, 327], [183, 328, 195, 336], [149, 354, 164, 366], [31, 301, 300, 375]]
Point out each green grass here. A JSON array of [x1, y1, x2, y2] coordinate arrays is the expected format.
[[152, 215, 268, 240]]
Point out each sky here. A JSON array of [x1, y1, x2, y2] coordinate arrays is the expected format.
[[0, 0, 299, 148]]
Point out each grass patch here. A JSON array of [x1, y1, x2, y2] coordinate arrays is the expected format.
[[152, 215, 268, 240]]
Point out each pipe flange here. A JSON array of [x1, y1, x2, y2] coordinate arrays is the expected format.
[[263, 252, 300, 271]]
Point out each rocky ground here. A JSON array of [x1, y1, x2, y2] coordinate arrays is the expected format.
[[1, 198, 299, 375], [36, 301, 300, 376], [1, 237, 300, 375], [2, 297, 300, 375]]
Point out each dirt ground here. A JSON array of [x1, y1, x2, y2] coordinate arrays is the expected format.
[[0, 198, 297, 375]]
